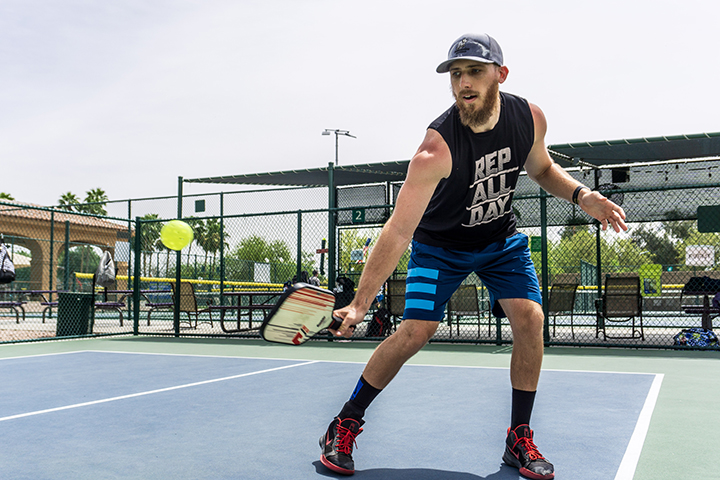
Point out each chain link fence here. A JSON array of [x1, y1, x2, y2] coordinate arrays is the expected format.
[[2, 158, 720, 349], [0, 201, 133, 342]]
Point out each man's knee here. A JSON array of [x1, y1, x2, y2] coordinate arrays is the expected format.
[[394, 319, 438, 350], [503, 300, 544, 336]]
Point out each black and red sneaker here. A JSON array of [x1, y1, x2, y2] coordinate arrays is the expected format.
[[319, 417, 364, 475], [502, 424, 555, 480]]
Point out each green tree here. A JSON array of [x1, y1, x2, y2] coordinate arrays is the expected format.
[[57, 189, 108, 215], [137, 214, 163, 276], [58, 192, 81, 211], [197, 219, 227, 259], [57, 245, 101, 288], [663, 209, 694, 242], [0, 192, 14, 200], [81, 188, 109, 215], [547, 228, 599, 277], [631, 225, 679, 268], [231, 235, 292, 263], [186, 217, 205, 258], [604, 237, 653, 273], [229, 235, 311, 283], [560, 212, 592, 241], [192, 218, 229, 279]]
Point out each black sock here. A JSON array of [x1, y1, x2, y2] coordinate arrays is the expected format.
[[338, 375, 382, 421], [511, 388, 537, 429]]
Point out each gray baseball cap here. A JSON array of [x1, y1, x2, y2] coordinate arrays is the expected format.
[[436, 34, 504, 73]]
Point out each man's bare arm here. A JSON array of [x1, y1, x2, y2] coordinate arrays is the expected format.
[[524, 103, 628, 233], [332, 129, 452, 336]]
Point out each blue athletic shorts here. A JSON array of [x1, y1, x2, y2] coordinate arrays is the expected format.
[[403, 233, 541, 321]]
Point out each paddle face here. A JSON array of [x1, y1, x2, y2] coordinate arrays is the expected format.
[[260, 283, 343, 345]]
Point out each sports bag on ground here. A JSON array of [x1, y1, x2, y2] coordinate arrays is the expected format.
[[673, 328, 718, 348]]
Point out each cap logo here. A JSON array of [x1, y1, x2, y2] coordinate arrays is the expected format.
[[454, 38, 469, 53], [454, 38, 489, 58]]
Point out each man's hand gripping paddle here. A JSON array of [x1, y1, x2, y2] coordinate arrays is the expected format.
[[260, 283, 353, 345]]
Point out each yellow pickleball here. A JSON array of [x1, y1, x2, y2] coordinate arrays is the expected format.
[[160, 220, 194, 250]]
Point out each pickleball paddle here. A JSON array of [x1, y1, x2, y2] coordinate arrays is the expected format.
[[260, 283, 353, 345]]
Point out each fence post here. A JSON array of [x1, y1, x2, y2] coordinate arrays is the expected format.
[[327, 163, 336, 290], [594, 169, 603, 301], [132, 218, 143, 336], [297, 210, 303, 282], [49, 210, 55, 294], [540, 188, 550, 344], [174, 176, 183, 337], [220, 192, 225, 303], [63, 221, 70, 291]]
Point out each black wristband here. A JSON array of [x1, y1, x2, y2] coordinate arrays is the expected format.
[[572, 185, 588, 205]]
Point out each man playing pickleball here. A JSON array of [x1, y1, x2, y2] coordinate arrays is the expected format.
[[319, 33, 627, 479]]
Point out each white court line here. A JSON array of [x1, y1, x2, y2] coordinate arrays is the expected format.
[[614, 373, 664, 480], [0, 350, 91, 362], [0, 360, 318, 423]]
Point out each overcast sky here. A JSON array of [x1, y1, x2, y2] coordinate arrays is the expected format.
[[2, 0, 719, 207]]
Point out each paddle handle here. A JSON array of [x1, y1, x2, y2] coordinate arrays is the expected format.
[[328, 316, 354, 332]]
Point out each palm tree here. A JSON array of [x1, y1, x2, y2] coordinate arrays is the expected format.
[[138, 214, 163, 276], [195, 218, 228, 279], [185, 217, 206, 261], [83, 188, 109, 215], [58, 192, 81, 211]]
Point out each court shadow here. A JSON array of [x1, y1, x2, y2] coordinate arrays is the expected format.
[[313, 461, 521, 479]]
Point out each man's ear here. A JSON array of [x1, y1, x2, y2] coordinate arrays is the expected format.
[[498, 65, 509, 84]]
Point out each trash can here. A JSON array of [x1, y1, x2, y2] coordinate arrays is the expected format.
[[56, 293, 94, 337]]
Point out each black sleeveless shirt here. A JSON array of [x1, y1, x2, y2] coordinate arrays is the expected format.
[[414, 92, 534, 250]]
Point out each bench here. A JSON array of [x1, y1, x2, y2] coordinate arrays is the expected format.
[[682, 305, 720, 315], [41, 301, 58, 323], [95, 301, 127, 326], [218, 304, 275, 333], [680, 276, 720, 330], [0, 301, 26, 323], [145, 301, 242, 328]]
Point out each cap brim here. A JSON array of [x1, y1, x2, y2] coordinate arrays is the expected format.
[[436, 56, 495, 73]]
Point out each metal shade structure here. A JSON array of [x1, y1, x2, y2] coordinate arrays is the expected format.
[[185, 132, 720, 188], [185, 161, 409, 188], [548, 132, 720, 167], [182, 132, 720, 290]]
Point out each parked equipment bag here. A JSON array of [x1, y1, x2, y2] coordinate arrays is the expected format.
[[0, 243, 15, 284], [94, 251, 116, 288], [673, 328, 718, 348], [333, 275, 356, 309], [366, 307, 392, 337]]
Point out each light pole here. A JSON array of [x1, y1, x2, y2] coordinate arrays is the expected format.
[[322, 129, 356, 165]]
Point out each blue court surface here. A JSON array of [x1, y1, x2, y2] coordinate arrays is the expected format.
[[0, 351, 661, 480]]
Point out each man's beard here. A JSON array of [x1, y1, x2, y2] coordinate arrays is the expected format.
[[454, 82, 500, 128]]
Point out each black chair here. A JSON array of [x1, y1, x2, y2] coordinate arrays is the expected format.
[[596, 275, 643, 340], [170, 282, 215, 328], [385, 278, 406, 327], [447, 284, 488, 338], [548, 282, 579, 338]]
